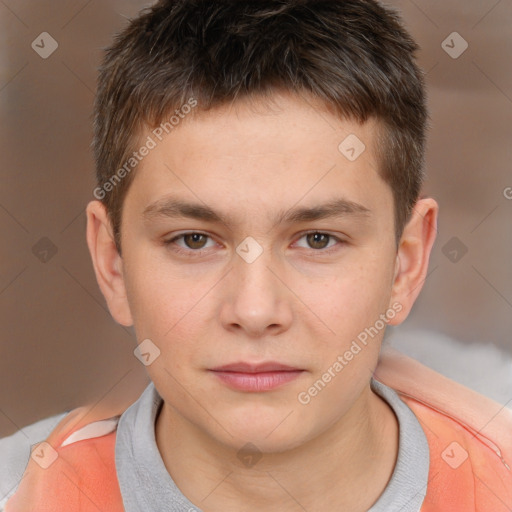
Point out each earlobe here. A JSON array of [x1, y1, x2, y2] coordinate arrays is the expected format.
[[387, 197, 439, 325], [85, 200, 134, 327]]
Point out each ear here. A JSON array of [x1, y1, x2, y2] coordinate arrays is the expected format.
[[387, 197, 439, 325], [85, 200, 134, 327]]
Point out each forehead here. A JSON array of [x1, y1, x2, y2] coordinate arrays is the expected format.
[[123, 91, 391, 227], [156, 92, 381, 165]]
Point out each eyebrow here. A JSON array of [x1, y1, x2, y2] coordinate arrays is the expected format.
[[142, 196, 372, 228]]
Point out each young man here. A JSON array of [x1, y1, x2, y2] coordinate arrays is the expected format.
[[2, 0, 511, 510]]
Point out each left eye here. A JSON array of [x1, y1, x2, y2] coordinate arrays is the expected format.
[[295, 231, 341, 251]]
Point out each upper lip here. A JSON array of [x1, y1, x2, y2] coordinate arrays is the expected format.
[[210, 362, 302, 373]]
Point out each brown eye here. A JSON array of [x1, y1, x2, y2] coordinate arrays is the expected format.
[[294, 231, 343, 254], [182, 233, 208, 249], [163, 232, 216, 256], [306, 232, 331, 249]]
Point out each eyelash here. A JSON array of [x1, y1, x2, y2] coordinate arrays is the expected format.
[[163, 231, 345, 257]]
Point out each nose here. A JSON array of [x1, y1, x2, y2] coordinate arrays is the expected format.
[[219, 243, 293, 338]]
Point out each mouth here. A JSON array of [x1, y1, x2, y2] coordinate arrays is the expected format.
[[208, 361, 305, 392]]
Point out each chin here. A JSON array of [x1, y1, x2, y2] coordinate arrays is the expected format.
[[212, 413, 314, 454]]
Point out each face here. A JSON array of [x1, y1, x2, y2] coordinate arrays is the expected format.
[[110, 92, 403, 452]]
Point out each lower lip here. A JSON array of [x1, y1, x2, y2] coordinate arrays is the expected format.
[[210, 370, 304, 392]]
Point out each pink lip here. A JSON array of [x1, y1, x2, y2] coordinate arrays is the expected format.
[[209, 362, 304, 392], [211, 361, 301, 373]]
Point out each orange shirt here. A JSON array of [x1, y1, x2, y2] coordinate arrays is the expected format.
[[5, 348, 512, 511]]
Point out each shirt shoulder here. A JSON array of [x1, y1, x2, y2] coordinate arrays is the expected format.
[[0, 412, 67, 509], [375, 347, 512, 512], [4, 410, 123, 512], [403, 394, 512, 511], [3, 388, 144, 511]]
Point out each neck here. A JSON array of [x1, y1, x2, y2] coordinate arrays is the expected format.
[[155, 382, 398, 512]]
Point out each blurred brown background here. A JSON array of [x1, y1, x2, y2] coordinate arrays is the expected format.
[[1, 0, 511, 438]]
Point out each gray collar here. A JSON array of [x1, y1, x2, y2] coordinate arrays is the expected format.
[[116, 378, 429, 511], [368, 379, 429, 511]]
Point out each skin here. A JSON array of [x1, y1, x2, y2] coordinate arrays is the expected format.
[[86, 91, 438, 511]]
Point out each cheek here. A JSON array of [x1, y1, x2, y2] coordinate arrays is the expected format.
[[123, 250, 208, 337], [298, 258, 392, 336], [294, 264, 390, 412], [124, 265, 220, 389]]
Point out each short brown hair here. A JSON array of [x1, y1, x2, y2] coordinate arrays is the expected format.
[[92, 0, 427, 254]]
